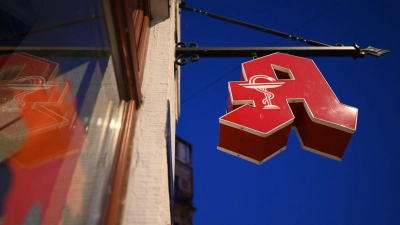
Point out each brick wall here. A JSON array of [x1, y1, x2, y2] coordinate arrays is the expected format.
[[122, 0, 180, 224]]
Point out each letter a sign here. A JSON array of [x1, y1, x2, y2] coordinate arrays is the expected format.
[[218, 53, 358, 164]]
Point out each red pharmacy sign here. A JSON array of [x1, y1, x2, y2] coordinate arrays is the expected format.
[[218, 53, 358, 164]]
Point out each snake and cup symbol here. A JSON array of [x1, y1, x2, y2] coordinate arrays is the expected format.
[[239, 75, 284, 109]]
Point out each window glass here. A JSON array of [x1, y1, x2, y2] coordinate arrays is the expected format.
[[0, 0, 123, 224], [176, 140, 191, 164]]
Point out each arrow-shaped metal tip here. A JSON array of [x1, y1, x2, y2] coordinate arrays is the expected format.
[[362, 46, 391, 57]]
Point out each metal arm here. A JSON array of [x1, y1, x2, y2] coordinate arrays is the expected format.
[[177, 3, 390, 66], [175, 43, 390, 66]]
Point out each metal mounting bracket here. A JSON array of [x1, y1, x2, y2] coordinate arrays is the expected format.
[[175, 42, 390, 66]]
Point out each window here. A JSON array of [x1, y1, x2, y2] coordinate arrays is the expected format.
[[0, 0, 151, 224], [176, 140, 192, 164]]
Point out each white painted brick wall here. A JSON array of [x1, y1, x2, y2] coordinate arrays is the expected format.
[[122, 0, 179, 224]]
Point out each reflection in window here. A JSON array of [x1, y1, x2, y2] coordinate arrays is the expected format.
[[0, 0, 124, 224]]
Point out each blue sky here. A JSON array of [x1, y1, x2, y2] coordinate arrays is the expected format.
[[177, 0, 400, 224]]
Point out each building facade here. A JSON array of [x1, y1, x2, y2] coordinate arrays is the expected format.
[[174, 136, 196, 225], [0, 0, 181, 224]]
